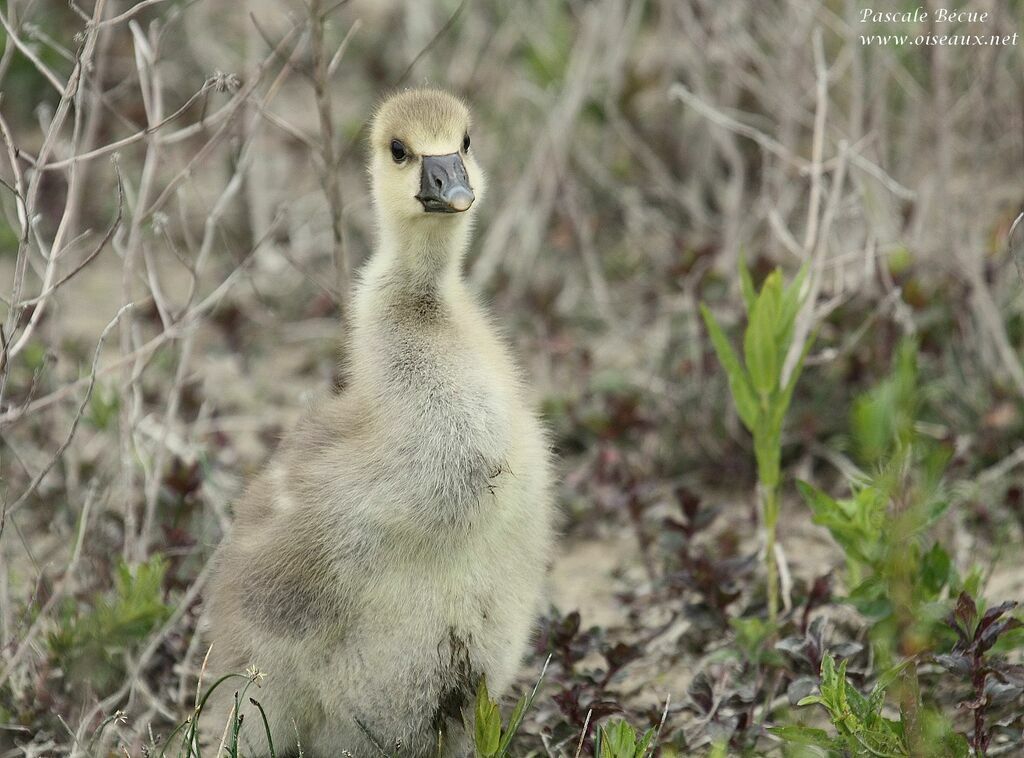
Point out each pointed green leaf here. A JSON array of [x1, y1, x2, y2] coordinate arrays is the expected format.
[[496, 695, 526, 753], [700, 304, 758, 430], [744, 282, 780, 396], [777, 263, 809, 350], [611, 720, 635, 755], [796, 480, 837, 519], [775, 327, 816, 425], [635, 728, 656, 757], [920, 543, 952, 595], [474, 677, 501, 757], [768, 725, 838, 748], [786, 262, 810, 300]]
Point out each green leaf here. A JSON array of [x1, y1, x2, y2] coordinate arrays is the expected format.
[[774, 327, 816, 425], [635, 728, 656, 757], [776, 263, 809, 351], [700, 304, 758, 430], [495, 658, 549, 756], [730, 616, 775, 659], [796, 480, 838, 518], [768, 725, 837, 748], [920, 543, 952, 596], [744, 279, 780, 396], [496, 695, 526, 754], [48, 556, 171, 693], [707, 741, 728, 758], [248, 697, 279, 758], [921, 497, 952, 531], [598, 719, 651, 758], [873, 660, 912, 696], [786, 261, 809, 299], [850, 337, 921, 465], [474, 677, 501, 757], [610, 720, 635, 755]]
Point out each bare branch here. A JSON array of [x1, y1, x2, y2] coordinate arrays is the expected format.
[[16, 169, 125, 306], [95, 0, 175, 29], [309, 0, 350, 323]]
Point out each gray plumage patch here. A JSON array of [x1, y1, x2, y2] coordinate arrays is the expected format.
[[431, 629, 476, 736], [380, 278, 450, 329], [240, 540, 348, 638]]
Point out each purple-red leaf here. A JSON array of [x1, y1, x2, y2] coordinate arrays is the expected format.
[[955, 592, 978, 633], [934, 653, 972, 677], [978, 601, 1018, 636]]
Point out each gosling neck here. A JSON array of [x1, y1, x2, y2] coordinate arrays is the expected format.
[[372, 215, 472, 297]]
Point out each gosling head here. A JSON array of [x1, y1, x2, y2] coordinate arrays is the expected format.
[[369, 88, 485, 227]]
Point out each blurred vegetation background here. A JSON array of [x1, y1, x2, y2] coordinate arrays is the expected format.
[[1, 0, 1024, 755]]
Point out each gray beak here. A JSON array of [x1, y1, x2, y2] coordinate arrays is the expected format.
[[417, 153, 474, 213]]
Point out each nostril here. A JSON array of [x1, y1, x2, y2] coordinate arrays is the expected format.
[[433, 176, 443, 190]]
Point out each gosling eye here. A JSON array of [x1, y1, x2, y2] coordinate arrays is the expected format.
[[462, 133, 471, 152], [390, 139, 407, 163]]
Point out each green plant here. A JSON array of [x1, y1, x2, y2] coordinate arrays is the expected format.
[[593, 718, 655, 758], [157, 668, 277, 758], [773, 653, 969, 757], [796, 457, 965, 661], [701, 260, 811, 622], [787, 339, 1005, 755], [730, 615, 783, 667], [48, 556, 172, 693], [706, 740, 728, 758], [771, 653, 905, 755], [792, 342, 937, 751], [797, 340, 971, 665], [850, 339, 920, 466], [158, 662, 549, 758], [473, 662, 547, 758]]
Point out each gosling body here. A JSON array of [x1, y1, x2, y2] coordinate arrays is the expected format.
[[201, 89, 554, 757]]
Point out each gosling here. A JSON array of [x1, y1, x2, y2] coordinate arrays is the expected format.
[[200, 88, 555, 757]]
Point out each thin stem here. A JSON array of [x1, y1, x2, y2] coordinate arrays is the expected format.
[[763, 484, 780, 625], [972, 653, 988, 758], [309, 0, 349, 326], [898, 661, 924, 757]]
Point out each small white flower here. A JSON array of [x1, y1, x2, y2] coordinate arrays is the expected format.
[[151, 211, 169, 235], [207, 71, 242, 93], [245, 664, 266, 683]]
